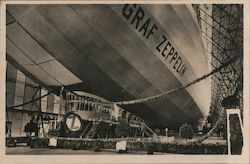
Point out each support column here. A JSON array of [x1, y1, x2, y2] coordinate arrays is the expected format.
[[226, 112, 231, 155], [226, 108, 244, 155], [58, 86, 65, 122]]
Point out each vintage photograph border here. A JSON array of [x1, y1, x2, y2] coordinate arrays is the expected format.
[[0, 0, 249, 163]]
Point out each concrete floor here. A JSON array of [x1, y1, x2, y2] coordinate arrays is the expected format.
[[6, 147, 171, 155], [6, 136, 225, 155], [173, 136, 226, 144]]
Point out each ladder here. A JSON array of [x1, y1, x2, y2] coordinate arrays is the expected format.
[[85, 123, 98, 139], [79, 111, 97, 138], [79, 122, 92, 138], [141, 122, 157, 137]]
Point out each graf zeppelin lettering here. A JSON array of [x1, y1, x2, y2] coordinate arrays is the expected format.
[[122, 4, 188, 78]]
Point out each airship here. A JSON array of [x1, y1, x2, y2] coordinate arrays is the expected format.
[[6, 4, 211, 129]]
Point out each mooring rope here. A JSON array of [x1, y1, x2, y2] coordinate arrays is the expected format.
[[187, 109, 225, 145], [6, 91, 52, 109], [110, 53, 241, 105], [6, 52, 241, 110]]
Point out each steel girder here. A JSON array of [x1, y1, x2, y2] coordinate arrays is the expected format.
[[192, 4, 243, 115]]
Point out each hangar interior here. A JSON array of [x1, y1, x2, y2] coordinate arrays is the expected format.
[[5, 4, 243, 144]]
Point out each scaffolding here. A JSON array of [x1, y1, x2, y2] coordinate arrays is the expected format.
[[193, 4, 243, 119], [192, 4, 243, 153]]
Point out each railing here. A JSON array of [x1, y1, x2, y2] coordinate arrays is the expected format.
[[129, 120, 141, 126], [96, 136, 174, 143], [65, 93, 149, 130], [99, 114, 110, 122]]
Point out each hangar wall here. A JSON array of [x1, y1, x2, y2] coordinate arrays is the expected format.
[[6, 62, 62, 137]]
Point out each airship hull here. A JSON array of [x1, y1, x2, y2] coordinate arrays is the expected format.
[[6, 4, 211, 129]]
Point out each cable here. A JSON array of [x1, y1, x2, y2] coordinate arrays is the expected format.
[[6, 91, 52, 109]]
